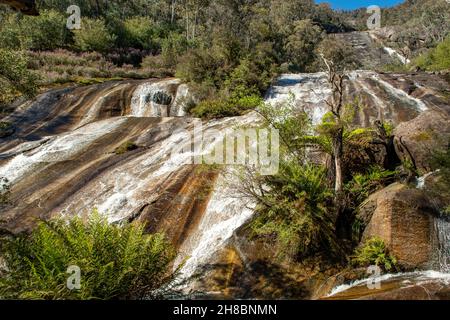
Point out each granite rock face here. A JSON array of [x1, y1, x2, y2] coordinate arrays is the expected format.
[[358, 183, 438, 269]]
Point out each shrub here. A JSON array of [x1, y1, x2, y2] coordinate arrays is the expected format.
[[161, 33, 190, 68], [0, 213, 176, 300], [0, 177, 11, 205], [73, 19, 117, 53], [0, 10, 68, 50], [189, 99, 236, 119], [114, 141, 139, 155], [250, 161, 338, 261], [0, 49, 38, 106], [345, 166, 398, 206], [176, 48, 227, 86], [352, 237, 397, 272], [415, 35, 450, 71], [285, 19, 323, 71], [122, 17, 157, 50]]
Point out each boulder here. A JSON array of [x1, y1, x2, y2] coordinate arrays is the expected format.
[[358, 183, 438, 270], [394, 111, 450, 175]]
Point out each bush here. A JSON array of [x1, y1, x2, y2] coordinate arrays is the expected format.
[[0, 213, 176, 300], [161, 33, 190, 68], [0, 10, 68, 50], [415, 35, 450, 71], [345, 166, 398, 207], [189, 94, 262, 119], [315, 35, 359, 71], [285, 19, 323, 71], [73, 19, 117, 53], [352, 237, 397, 272], [0, 177, 11, 205], [114, 141, 139, 155], [250, 161, 338, 261], [122, 17, 158, 50], [0, 49, 38, 106], [176, 48, 227, 87]]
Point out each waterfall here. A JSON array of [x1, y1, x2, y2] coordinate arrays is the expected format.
[[434, 217, 450, 273], [326, 270, 450, 298], [130, 79, 189, 117], [383, 47, 411, 65], [175, 170, 256, 280], [265, 73, 331, 125], [1, 71, 447, 297]]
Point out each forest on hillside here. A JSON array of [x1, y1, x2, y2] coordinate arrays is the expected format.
[[1, 0, 449, 119]]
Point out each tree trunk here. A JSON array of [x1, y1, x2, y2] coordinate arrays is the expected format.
[[333, 129, 344, 194], [171, 0, 177, 24]]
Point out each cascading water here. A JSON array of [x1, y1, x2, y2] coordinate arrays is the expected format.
[[130, 79, 189, 117], [434, 217, 450, 273], [0, 68, 448, 298]]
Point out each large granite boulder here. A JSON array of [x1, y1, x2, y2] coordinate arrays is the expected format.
[[394, 111, 450, 175], [357, 183, 438, 270]]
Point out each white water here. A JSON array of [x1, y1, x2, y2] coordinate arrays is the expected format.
[[327, 270, 450, 297], [435, 218, 450, 273], [371, 73, 428, 112], [1, 73, 445, 295], [416, 170, 440, 189], [176, 170, 256, 280], [0, 118, 128, 184], [130, 79, 189, 117], [265, 73, 331, 125], [383, 47, 411, 65]]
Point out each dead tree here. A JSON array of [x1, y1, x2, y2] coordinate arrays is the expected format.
[[320, 53, 347, 196]]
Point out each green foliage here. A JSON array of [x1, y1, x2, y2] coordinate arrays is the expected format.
[[315, 35, 359, 71], [258, 99, 315, 159], [189, 94, 262, 119], [0, 48, 38, 106], [176, 47, 228, 90], [429, 145, 450, 215], [251, 161, 337, 260], [121, 17, 158, 50], [0, 212, 176, 300], [345, 166, 398, 206], [285, 19, 323, 71], [352, 237, 397, 272], [0, 177, 11, 205], [114, 141, 139, 155], [73, 19, 117, 53], [415, 35, 450, 71], [161, 33, 190, 68], [0, 10, 69, 50]]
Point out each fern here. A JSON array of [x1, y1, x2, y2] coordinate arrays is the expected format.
[[0, 211, 177, 300]]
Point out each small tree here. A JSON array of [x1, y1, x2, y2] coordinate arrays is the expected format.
[[319, 53, 347, 195], [285, 19, 323, 71], [0, 48, 38, 110], [73, 18, 116, 53]]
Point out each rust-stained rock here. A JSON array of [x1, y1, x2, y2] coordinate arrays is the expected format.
[[394, 111, 450, 175], [358, 183, 438, 269]]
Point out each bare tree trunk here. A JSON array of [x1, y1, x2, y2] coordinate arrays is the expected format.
[[333, 130, 344, 194], [171, 0, 177, 24]]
